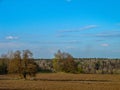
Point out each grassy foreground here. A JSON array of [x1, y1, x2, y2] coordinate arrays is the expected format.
[[0, 73, 120, 90]]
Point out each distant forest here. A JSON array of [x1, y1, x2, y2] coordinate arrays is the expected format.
[[0, 50, 120, 79]]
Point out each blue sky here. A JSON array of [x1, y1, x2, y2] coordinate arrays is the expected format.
[[0, 0, 120, 58]]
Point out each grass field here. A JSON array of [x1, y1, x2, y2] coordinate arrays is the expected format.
[[0, 73, 120, 90]]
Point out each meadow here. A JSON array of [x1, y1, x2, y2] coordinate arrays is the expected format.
[[0, 73, 120, 90]]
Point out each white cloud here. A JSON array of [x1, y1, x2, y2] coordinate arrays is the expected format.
[[80, 25, 97, 30], [95, 31, 120, 38], [58, 25, 98, 33], [6, 36, 18, 40], [101, 44, 109, 47]]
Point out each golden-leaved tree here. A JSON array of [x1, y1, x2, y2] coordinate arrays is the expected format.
[[52, 50, 77, 73], [8, 50, 38, 79]]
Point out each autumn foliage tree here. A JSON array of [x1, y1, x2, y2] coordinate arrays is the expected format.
[[8, 50, 38, 79], [8, 51, 21, 74], [52, 50, 63, 72], [53, 50, 77, 73]]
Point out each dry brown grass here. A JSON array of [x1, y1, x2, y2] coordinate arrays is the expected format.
[[0, 73, 120, 90]]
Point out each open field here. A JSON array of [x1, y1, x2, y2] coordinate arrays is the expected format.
[[0, 73, 120, 90]]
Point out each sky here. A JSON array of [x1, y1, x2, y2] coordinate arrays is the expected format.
[[0, 0, 120, 58]]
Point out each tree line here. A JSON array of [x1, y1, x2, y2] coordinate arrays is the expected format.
[[0, 49, 120, 79], [52, 50, 120, 74]]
